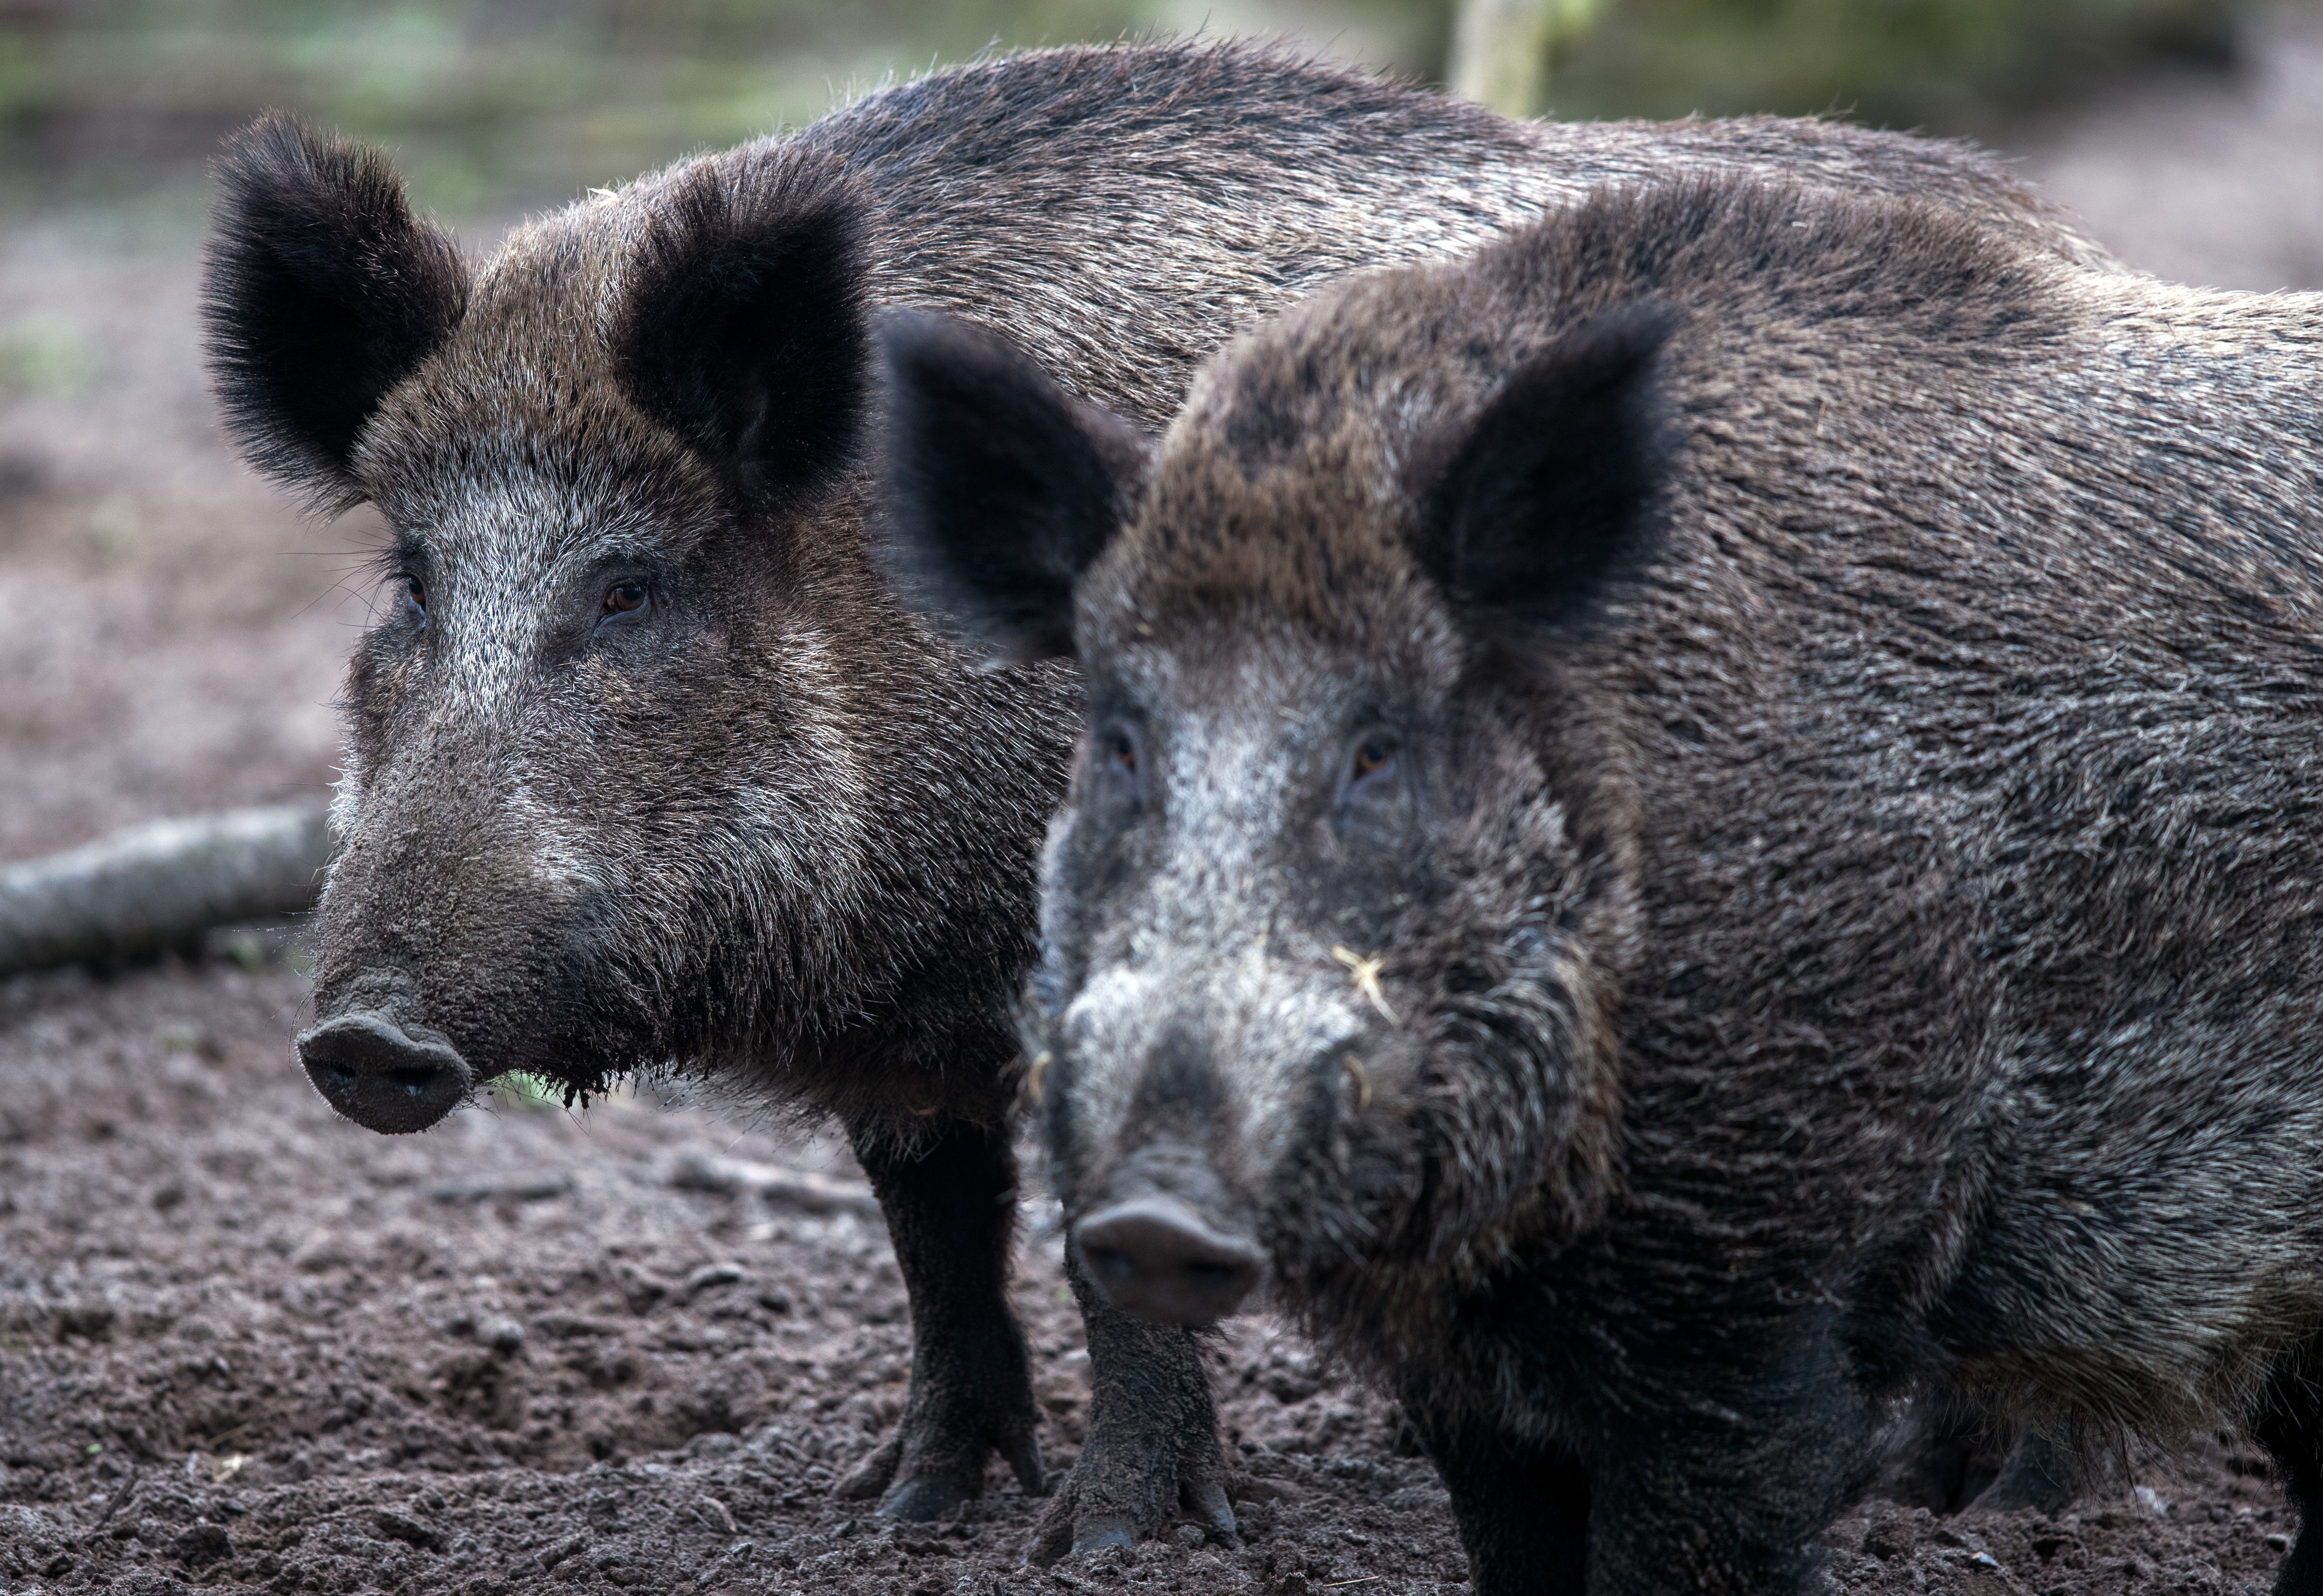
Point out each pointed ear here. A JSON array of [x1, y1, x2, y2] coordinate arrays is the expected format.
[[1414, 300, 1680, 645], [200, 114, 471, 511], [872, 310, 1148, 664], [616, 154, 868, 509]]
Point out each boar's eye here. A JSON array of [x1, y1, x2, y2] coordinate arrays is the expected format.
[[1351, 736, 1397, 783], [1334, 726, 1412, 843], [602, 581, 648, 617], [1088, 722, 1145, 816], [399, 575, 426, 621]]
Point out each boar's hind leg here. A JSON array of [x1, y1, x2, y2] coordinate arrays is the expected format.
[[2253, 1336, 2323, 1596], [1589, 1345, 1879, 1595], [1406, 1413, 1589, 1596], [837, 1114, 1045, 1518], [1029, 1246, 1234, 1562]]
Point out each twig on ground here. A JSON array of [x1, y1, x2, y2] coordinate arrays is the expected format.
[[668, 1149, 880, 1216]]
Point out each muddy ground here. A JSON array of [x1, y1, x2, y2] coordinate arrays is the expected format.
[[6, 15, 2323, 1594]]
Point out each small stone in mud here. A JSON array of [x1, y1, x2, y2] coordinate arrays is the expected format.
[[1865, 1516, 1918, 1561], [537, 1534, 586, 1571], [172, 1521, 231, 1564], [479, 1315, 525, 1353], [687, 1261, 747, 1295], [375, 1508, 446, 1550]]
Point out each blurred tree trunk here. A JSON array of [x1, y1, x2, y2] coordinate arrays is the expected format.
[[1448, 0, 1608, 116]]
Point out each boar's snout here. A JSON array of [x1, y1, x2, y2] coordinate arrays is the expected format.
[[296, 1012, 474, 1134], [1076, 1194, 1263, 1325]]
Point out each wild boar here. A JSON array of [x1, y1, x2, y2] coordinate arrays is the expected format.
[[872, 177, 2323, 1593], [200, 39, 2111, 1556]]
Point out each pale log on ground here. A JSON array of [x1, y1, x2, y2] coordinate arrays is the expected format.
[[667, 1147, 883, 1217], [0, 801, 330, 975]]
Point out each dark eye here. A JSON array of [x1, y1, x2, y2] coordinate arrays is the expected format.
[[1105, 729, 1137, 775], [1351, 736, 1396, 781], [401, 575, 426, 615], [603, 581, 647, 616]]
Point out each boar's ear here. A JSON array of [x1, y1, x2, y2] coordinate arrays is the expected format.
[[1415, 299, 1680, 647], [616, 156, 867, 510], [872, 309, 1148, 664], [200, 114, 471, 511]]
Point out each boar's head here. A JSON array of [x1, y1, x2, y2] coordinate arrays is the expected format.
[[204, 117, 1058, 1131], [875, 290, 1675, 1327]]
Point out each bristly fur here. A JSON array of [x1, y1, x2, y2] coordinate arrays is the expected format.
[[882, 176, 2323, 1593], [201, 114, 469, 513], [201, 39, 2118, 1558]]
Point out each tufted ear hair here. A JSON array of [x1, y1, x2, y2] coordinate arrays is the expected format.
[[1413, 299, 1680, 651], [615, 153, 868, 510], [200, 114, 471, 511], [871, 309, 1149, 664]]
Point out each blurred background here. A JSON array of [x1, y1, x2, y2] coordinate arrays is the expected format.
[[1, 0, 2320, 867]]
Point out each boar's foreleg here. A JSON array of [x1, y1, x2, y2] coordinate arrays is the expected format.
[[837, 1115, 1046, 1517], [1029, 1245, 1235, 1562], [1400, 1409, 1589, 1595], [2251, 1335, 2323, 1596]]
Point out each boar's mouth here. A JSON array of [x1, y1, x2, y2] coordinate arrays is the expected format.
[[296, 1011, 476, 1134]]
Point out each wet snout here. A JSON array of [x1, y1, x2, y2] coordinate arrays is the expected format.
[[1077, 1193, 1264, 1324], [296, 1012, 474, 1134]]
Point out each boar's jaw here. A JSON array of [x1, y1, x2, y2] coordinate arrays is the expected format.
[[296, 1010, 474, 1134]]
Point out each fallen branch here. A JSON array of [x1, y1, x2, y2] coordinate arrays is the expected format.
[[669, 1149, 881, 1217], [0, 801, 331, 976]]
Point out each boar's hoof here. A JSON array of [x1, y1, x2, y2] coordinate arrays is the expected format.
[[1029, 1428, 1237, 1563], [297, 1011, 472, 1134], [1076, 1197, 1262, 1325], [837, 1405, 1045, 1523], [879, 1476, 974, 1521]]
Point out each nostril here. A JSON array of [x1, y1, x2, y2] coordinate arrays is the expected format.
[[1083, 1243, 1138, 1287], [295, 1011, 472, 1135], [1075, 1195, 1263, 1326]]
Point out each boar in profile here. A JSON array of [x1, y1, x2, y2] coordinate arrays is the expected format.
[[201, 38, 2110, 1556], [875, 177, 2323, 1593]]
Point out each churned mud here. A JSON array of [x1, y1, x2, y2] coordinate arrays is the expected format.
[[0, 955, 2297, 1596], [0, 956, 2304, 1596], [6, 16, 2323, 1593]]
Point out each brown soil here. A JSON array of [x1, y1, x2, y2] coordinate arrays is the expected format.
[[0, 958, 2301, 1596], [6, 20, 2323, 1595]]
